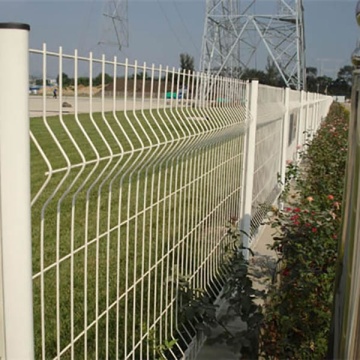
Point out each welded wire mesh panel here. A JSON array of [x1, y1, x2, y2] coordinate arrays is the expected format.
[[251, 85, 284, 234], [320, 98, 333, 121], [289, 88, 301, 107], [307, 92, 316, 135], [256, 85, 284, 124], [286, 89, 302, 160], [29, 45, 248, 359], [286, 109, 300, 161], [251, 118, 283, 232]]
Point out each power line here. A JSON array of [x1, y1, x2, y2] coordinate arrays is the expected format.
[[77, 0, 97, 54], [172, 1, 201, 58], [156, 0, 187, 55]]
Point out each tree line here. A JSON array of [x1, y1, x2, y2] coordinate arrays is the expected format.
[[229, 58, 354, 97], [305, 65, 353, 97]]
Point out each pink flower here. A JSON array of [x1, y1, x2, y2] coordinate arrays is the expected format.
[[312, 227, 317, 233], [327, 195, 334, 201], [282, 268, 290, 277], [306, 196, 314, 202]]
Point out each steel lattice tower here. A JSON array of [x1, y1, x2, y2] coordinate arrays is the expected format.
[[98, 0, 129, 51], [200, 0, 306, 90]]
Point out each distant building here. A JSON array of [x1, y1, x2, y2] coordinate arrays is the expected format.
[[47, 79, 57, 86], [332, 95, 346, 103], [30, 78, 58, 87]]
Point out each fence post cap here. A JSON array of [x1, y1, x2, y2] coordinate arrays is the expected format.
[[0, 23, 30, 31]]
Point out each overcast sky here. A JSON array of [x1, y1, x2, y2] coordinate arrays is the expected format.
[[1, 0, 358, 79]]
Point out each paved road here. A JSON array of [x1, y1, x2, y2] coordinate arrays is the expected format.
[[29, 95, 173, 118]]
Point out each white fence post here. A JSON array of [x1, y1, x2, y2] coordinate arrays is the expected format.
[[303, 91, 310, 145], [280, 87, 290, 194], [0, 23, 34, 359], [307, 93, 313, 140], [296, 90, 305, 161], [316, 93, 320, 130], [241, 80, 258, 259], [239, 81, 250, 224], [310, 93, 315, 139], [313, 93, 318, 132]]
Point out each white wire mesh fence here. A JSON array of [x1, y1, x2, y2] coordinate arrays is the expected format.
[[29, 44, 250, 360], [0, 28, 333, 360], [250, 85, 284, 233]]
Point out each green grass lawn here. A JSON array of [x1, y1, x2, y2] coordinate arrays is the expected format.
[[30, 105, 246, 359]]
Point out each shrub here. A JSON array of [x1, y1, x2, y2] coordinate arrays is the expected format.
[[260, 103, 349, 359]]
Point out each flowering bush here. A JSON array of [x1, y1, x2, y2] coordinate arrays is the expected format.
[[301, 104, 349, 207], [260, 103, 349, 359]]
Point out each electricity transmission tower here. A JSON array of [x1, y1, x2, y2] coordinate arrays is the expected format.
[[98, 0, 129, 51], [200, 0, 306, 90]]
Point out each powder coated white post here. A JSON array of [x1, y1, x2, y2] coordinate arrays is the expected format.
[[280, 87, 290, 190], [241, 80, 258, 259], [304, 91, 310, 144], [296, 90, 305, 162], [310, 92, 315, 139], [239, 81, 250, 221], [315, 93, 320, 130], [0, 23, 34, 359]]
